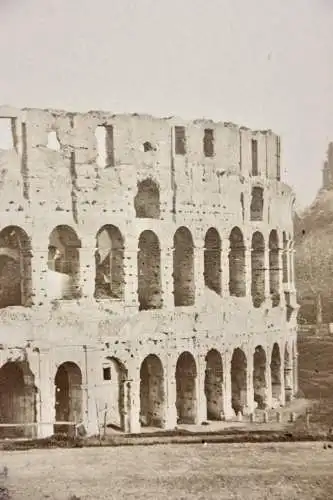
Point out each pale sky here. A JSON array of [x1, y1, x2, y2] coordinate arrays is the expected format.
[[1, 0, 332, 210]]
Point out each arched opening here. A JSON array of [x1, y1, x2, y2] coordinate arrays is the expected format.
[[137, 231, 162, 310], [134, 179, 160, 219], [0, 226, 32, 308], [251, 232, 265, 308], [231, 348, 247, 415], [101, 357, 127, 431], [270, 343, 282, 405], [205, 349, 223, 420], [48, 225, 81, 300], [175, 352, 197, 424], [140, 354, 165, 428], [282, 232, 288, 284], [54, 362, 83, 436], [253, 346, 267, 409], [204, 228, 221, 295], [269, 230, 280, 307], [250, 186, 264, 221], [0, 361, 37, 438], [95, 225, 124, 300], [229, 227, 246, 297], [173, 227, 195, 307], [284, 344, 292, 403]]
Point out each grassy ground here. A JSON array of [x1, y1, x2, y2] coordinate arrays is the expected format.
[[2, 442, 333, 499]]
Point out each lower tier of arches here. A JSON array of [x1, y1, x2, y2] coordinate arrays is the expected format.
[[0, 339, 298, 438]]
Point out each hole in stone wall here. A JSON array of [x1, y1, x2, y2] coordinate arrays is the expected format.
[[269, 230, 280, 307], [203, 128, 214, 157], [0, 226, 32, 308], [103, 367, 111, 381], [48, 225, 81, 300], [47, 130, 60, 151], [0, 361, 37, 439], [134, 179, 160, 219], [142, 141, 155, 152], [204, 228, 221, 295], [251, 231, 265, 308], [173, 227, 195, 307], [175, 126, 186, 155], [229, 227, 246, 297], [95, 225, 124, 300], [95, 125, 114, 167], [250, 187, 264, 221], [0, 117, 16, 150], [205, 349, 223, 420], [253, 346, 267, 409], [176, 351, 197, 424], [231, 348, 247, 415], [140, 354, 164, 428], [138, 230, 162, 311]]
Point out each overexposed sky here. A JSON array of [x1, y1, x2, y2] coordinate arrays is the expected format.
[[1, 0, 332, 209]]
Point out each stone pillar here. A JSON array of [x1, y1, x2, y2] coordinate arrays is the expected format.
[[164, 358, 177, 429], [194, 242, 205, 304], [263, 246, 271, 306], [160, 242, 174, 310], [79, 236, 96, 302], [244, 241, 252, 298], [222, 351, 234, 419], [245, 351, 255, 415], [221, 238, 230, 297], [278, 242, 285, 307], [127, 378, 141, 433], [195, 353, 207, 424], [123, 236, 139, 311], [293, 341, 299, 396], [36, 350, 56, 438], [284, 349, 293, 404], [30, 238, 50, 307]]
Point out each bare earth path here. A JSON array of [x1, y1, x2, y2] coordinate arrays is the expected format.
[[1, 442, 333, 499]]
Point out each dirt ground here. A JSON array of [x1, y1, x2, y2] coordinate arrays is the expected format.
[[1, 442, 333, 499]]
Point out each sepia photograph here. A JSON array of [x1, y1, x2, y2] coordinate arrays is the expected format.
[[0, 0, 333, 498]]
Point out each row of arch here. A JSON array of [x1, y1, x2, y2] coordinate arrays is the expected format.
[[0, 342, 295, 437], [0, 224, 294, 310]]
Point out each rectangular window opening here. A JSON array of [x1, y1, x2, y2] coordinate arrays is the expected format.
[[96, 125, 114, 168], [0, 117, 17, 151], [175, 126, 186, 155], [204, 128, 214, 157], [251, 139, 258, 176], [103, 366, 111, 381]]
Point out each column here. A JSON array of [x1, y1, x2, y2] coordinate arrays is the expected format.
[[195, 353, 207, 424], [82, 346, 99, 436], [79, 236, 96, 302], [194, 242, 205, 304], [284, 350, 293, 404], [164, 356, 177, 429], [221, 238, 230, 297], [36, 350, 56, 438], [263, 246, 271, 307], [123, 236, 139, 311], [160, 242, 174, 310], [222, 352, 234, 419], [278, 240, 285, 307], [244, 239, 252, 299], [30, 237, 50, 308], [126, 378, 141, 433]]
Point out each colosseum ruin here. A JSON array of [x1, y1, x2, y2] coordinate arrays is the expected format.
[[0, 105, 298, 438]]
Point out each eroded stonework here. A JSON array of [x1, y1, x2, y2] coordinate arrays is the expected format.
[[0, 105, 298, 438]]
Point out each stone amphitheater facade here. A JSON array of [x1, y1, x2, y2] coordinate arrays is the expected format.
[[0, 105, 298, 438]]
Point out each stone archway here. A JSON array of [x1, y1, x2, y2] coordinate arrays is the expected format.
[[229, 227, 246, 297], [139, 354, 165, 428], [205, 349, 223, 420], [175, 352, 197, 424], [173, 228, 195, 306], [253, 346, 267, 409], [231, 348, 247, 415], [54, 362, 83, 436], [0, 361, 37, 438], [271, 343, 282, 406], [138, 231, 162, 311]]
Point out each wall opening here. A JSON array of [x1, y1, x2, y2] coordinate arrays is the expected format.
[[0, 361, 37, 438], [204, 228, 221, 295], [95, 225, 124, 300], [0, 117, 16, 150], [231, 348, 247, 415], [48, 225, 81, 300], [270, 343, 282, 404], [251, 139, 258, 176], [173, 227, 195, 307], [54, 362, 83, 436], [250, 186, 264, 221], [95, 125, 114, 168], [253, 346, 267, 409], [282, 232, 288, 284], [0, 226, 32, 308], [102, 357, 126, 431], [240, 193, 245, 222], [140, 354, 165, 428], [175, 351, 197, 424], [47, 130, 60, 151], [251, 231, 265, 308], [134, 179, 160, 219], [175, 126, 186, 155], [138, 230, 162, 310], [284, 345, 292, 403], [269, 230, 280, 307], [229, 227, 246, 297], [205, 349, 223, 420], [203, 128, 214, 157]]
